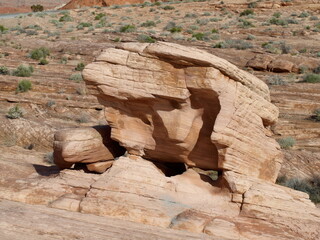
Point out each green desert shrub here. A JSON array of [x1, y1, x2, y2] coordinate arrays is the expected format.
[[39, 58, 48, 65], [303, 74, 320, 83], [0, 25, 8, 33], [16, 80, 32, 92], [164, 22, 182, 33], [137, 34, 156, 43], [312, 109, 320, 121], [276, 137, 296, 149], [77, 22, 92, 30], [59, 14, 73, 22], [267, 75, 286, 85], [163, 6, 175, 10], [0, 66, 9, 75], [31, 4, 43, 12], [7, 105, 23, 119], [29, 47, 50, 60], [69, 73, 83, 82], [240, 9, 254, 16], [140, 20, 156, 27], [12, 65, 34, 77], [212, 39, 253, 50], [75, 62, 85, 71], [192, 32, 205, 40], [277, 175, 320, 204], [120, 24, 135, 32], [94, 13, 106, 20]]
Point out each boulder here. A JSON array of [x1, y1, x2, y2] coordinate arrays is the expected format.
[[83, 42, 282, 182], [246, 54, 275, 70], [86, 160, 114, 173], [53, 125, 125, 169]]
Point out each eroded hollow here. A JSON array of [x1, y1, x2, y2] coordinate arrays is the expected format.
[[144, 89, 221, 171]]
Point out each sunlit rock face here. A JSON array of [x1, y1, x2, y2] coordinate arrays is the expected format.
[[83, 42, 282, 182]]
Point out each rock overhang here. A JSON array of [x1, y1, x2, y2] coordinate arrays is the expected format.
[[82, 41, 282, 182]]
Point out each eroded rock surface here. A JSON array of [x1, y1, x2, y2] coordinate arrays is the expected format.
[[53, 125, 125, 170], [83, 41, 282, 182]]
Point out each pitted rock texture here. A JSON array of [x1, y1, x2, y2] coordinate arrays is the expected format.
[[83, 42, 282, 182], [53, 125, 125, 170]]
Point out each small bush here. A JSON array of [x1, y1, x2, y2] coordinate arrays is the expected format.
[[137, 34, 156, 43], [94, 13, 106, 21], [69, 73, 83, 82], [267, 75, 286, 85], [269, 17, 287, 26], [312, 109, 320, 121], [192, 32, 205, 41], [120, 24, 135, 32], [164, 22, 182, 33], [12, 65, 34, 77], [16, 80, 32, 93], [277, 175, 320, 204], [77, 22, 92, 30], [140, 20, 156, 27], [44, 152, 54, 165], [304, 74, 320, 83], [240, 9, 254, 16], [59, 14, 72, 22], [163, 6, 175, 10], [0, 66, 9, 75], [276, 137, 296, 149], [29, 47, 50, 60], [35, 56, 47, 65], [75, 62, 85, 71], [273, 12, 281, 18], [31, 4, 43, 12], [0, 25, 8, 32], [7, 105, 23, 119], [239, 18, 254, 28]]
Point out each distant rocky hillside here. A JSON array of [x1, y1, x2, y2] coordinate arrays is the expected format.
[[0, 0, 69, 13], [61, 0, 157, 9]]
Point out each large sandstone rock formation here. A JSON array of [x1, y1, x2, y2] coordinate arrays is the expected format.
[[28, 42, 317, 239], [83, 41, 282, 182]]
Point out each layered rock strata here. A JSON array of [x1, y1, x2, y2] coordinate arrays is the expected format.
[[83, 41, 282, 182]]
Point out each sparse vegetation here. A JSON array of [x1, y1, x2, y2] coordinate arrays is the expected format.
[[39, 58, 48, 65], [31, 4, 44, 12], [94, 13, 106, 21], [277, 175, 320, 204], [303, 74, 320, 83], [212, 39, 253, 50], [75, 63, 85, 71], [69, 73, 83, 82], [240, 9, 254, 17], [137, 34, 156, 43], [0, 25, 8, 33], [12, 65, 34, 77], [276, 137, 296, 149], [16, 80, 32, 93], [120, 24, 135, 32], [29, 47, 50, 60], [7, 105, 23, 119], [0, 66, 9, 75]]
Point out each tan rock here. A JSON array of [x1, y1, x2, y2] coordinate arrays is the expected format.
[[268, 59, 294, 72], [83, 42, 281, 182], [86, 160, 114, 173], [53, 125, 125, 169], [246, 54, 275, 70]]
